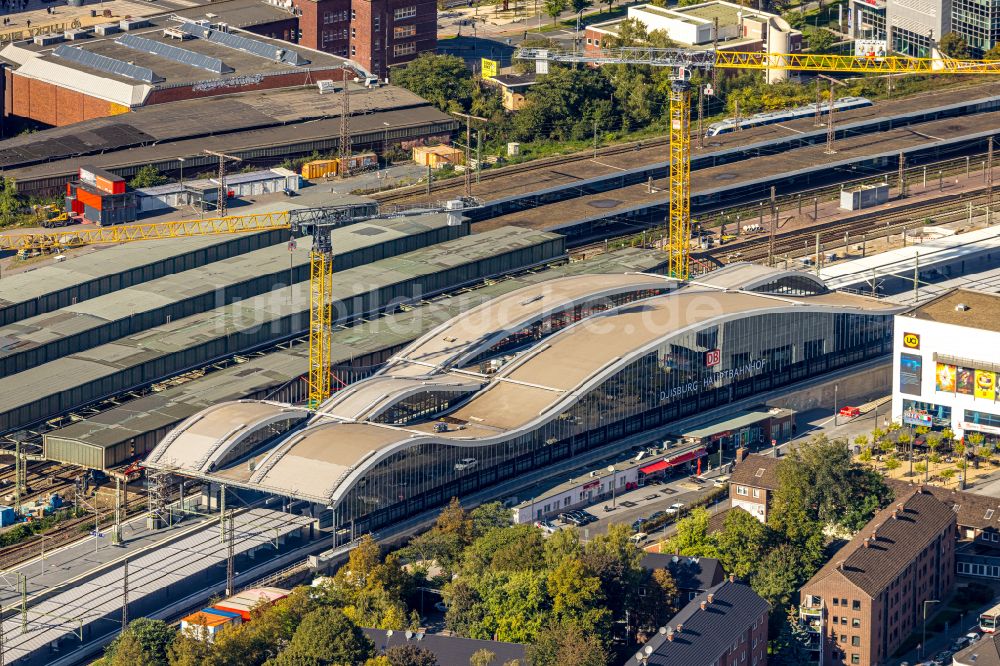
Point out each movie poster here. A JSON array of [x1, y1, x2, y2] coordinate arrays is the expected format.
[[899, 353, 923, 396], [957, 367, 975, 395], [936, 363, 956, 393], [977, 370, 997, 400]]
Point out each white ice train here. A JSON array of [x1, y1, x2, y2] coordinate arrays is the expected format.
[[705, 96, 874, 137]]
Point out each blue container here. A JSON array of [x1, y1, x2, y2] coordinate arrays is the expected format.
[[48, 494, 63, 509], [0, 506, 15, 527]]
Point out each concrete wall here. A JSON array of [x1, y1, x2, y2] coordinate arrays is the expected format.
[[765, 360, 892, 414]]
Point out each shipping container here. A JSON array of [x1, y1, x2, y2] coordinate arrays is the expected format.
[[345, 152, 377, 171], [0, 506, 14, 527], [76, 188, 103, 211], [79, 165, 126, 195], [83, 204, 101, 225], [301, 160, 339, 179], [180, 610, 241, 641], [213, 599, 254, 621]]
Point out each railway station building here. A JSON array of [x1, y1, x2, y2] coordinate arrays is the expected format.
[[145, 264, 902, 537]]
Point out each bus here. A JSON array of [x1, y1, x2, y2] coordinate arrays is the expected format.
[[979, 601, 1000, 633]]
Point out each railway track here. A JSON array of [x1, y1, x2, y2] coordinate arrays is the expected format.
[[373, 138, 667, 204], [718, 190, 994, 264]]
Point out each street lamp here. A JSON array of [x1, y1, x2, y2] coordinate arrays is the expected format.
[[921, 599, 941, 660], [834, 384, 839, 426], [178, 157, 186, 187], [608, 465, 618, 509]]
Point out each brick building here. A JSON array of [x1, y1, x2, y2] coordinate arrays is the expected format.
[[799, 489, 956, 666], [290, 0, 436, 78], [0, 14, 351, 127], [728, 453, 780, 523], [639, 576, 769, 666]]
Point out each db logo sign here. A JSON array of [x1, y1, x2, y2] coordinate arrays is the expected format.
[[903, 333, 920, 349], [705, 349, 721, 368]]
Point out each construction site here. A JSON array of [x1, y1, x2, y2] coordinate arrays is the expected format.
[[1, 29, 1000, 666]]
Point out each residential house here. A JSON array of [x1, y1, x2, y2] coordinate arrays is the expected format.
[[641, 553, 726, 604], [728, 453, 781, 523]]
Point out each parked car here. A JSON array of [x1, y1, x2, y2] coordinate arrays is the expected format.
[[665, 502, 686, 515], [647, 511, 666, 522], [713, 475, 730, 488], [573, 510, 596, 525], [453, 458, 478, 471], [629, 532, 648, 544], [632, 519, 647, 532], [534, 519, 558, 534], [434, 601, 448, 613]]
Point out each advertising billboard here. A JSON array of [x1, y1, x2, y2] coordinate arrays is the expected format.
[[936, 363, 956, 393], [899, 353, 923, 396], [976, 370, 997, 400], [855, 39, 887, 59], [957, 367, 975, 395]]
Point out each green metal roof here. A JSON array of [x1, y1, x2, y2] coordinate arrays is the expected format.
[[43, 248, 666, 452]]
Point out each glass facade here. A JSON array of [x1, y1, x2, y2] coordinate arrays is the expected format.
[[333, 309, 893, 536], [893, 27, 934, 57], [952, 0, 1000, 54], [855, 4, 887, 40]]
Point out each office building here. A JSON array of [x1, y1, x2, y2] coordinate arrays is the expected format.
[[891, 289, 1000, 446]]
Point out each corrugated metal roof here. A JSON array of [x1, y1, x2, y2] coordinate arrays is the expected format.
[[0, 227, 562, 414], [42, 248, 665, 452]]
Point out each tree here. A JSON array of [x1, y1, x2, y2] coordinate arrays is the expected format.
[[106, 632, 154, 666], [385, 644, 439, 666], [391, 55, 474, 112], [660, 507, 719, 557], [635, 568, 679, 639], [751, 543, 809, 609], [545, 556, 610, 635], [526, 622, 608, 666], [166, 631, 212, 666], [806, 28, 837, 53], [571, 0, 589, 14], [543, 0, 567, 24], [470, 648, 497, 666], [104, 618, 176, 666], [270, 607, 374, 666], [0, 178, 19, 224], [939, 31, 972, 58], [986, 43, 1000, 60], [770, 606, 814, 666], [461, 524, 545, 578], [884, 456, 901, 471], [129, 165, 167, 189], [470, 501, 512, 536], [468, 569, 550, 643], [715, 507, 769, 579]]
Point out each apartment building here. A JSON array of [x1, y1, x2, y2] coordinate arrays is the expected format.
[[799, 489, 956, 666], [640, 576, 769, 666]]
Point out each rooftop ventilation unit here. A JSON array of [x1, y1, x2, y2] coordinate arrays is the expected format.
[[119, 18, 150, 31], [64, 29, 92, 41], [94, 24, 121, 36], [52, 44, 163, 83], [34, 34, 64, 46], [317, 80, 337, 94], [177, 22, 310, 65], [116, 33, 233, 74]]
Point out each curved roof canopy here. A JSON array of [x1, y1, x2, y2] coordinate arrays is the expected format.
[[145, 267, 899, 506]]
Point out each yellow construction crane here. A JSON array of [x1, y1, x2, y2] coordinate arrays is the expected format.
[[0, 198, 480, 406], [515, 47, 1000, 279]]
